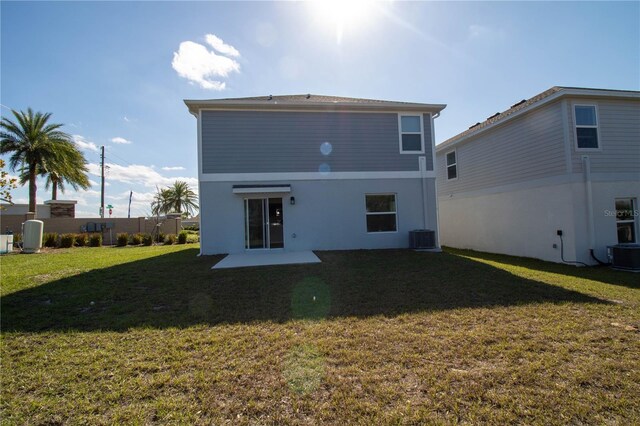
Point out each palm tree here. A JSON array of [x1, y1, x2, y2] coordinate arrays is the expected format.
[[151, 181, 198, 217], [17, 140, 90, 200], [165, 181, 198, 217], [0, 108, 80, 213], [151, 186, 172, 216]]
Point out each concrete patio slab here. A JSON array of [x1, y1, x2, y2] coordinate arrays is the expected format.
[[212, 250, 321, 269]]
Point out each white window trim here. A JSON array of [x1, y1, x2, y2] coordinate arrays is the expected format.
[[398, 113, 425, 154], [615, 197, 638, 244], [445, 149, 458, 181], [573, 103, 602, 152], [365, 193, 398, 234]]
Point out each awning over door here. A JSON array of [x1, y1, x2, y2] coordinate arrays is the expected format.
[[232, 184, 291, 194]]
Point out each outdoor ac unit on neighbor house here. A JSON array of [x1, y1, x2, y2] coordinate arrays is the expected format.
[[608, 244, 640, 272], [409, 229, 436, 249]]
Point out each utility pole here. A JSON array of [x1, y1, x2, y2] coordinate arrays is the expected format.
[[100, 146, 105, 218], [127, 191, 133, 218]]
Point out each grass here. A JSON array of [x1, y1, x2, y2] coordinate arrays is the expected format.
[[1, 245, 639, 424]]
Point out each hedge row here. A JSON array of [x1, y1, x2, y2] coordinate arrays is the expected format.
[[42, 233, 102, 248]]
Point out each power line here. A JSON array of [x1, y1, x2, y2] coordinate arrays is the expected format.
[[104, 147, 135, 167]]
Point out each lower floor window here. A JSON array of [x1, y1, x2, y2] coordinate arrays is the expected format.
[[615, 198, 637, 243], [365, 194, 397, 232]]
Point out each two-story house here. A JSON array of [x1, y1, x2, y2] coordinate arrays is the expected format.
[[436, 87, 640, 265], [185, 95, 446, 255]]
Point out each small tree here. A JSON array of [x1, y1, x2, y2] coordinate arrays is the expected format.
[[0, 159, 17, 209]]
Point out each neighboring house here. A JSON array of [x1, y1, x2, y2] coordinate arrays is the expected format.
[[436, 86, 640, 265], [185, 94, 446, 255]]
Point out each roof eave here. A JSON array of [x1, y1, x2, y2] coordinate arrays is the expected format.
[[184, 100, 446, 115]]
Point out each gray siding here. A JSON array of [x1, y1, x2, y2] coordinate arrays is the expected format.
[[567, 98, 640, 174], [201, 111, 433, 173], [436, 101, 566, 194]]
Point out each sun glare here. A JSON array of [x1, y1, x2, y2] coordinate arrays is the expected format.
[[310, 0, 379, 44]]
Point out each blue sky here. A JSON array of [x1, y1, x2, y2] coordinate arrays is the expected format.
[[1, 1, 638, 217]]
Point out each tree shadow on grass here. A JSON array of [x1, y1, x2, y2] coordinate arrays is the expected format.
[[445, 247, 640, 290], [1, 248, 607, 332]]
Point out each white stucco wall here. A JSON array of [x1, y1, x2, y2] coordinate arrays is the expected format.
[[438, 181, 577, 263], [199, 178, 438, 255], [438, 175, 640, 265]]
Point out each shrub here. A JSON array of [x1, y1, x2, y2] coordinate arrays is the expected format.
[[43, 233, 58, 248], [158, 232, 166, 244], [75, 233, 89, 247], [164, 234, 176, 245], [177, 230, 188, 244], [183, 225, 199, 231], [141, 233, 153, 246], [59, 234, 76, 248], [89, 233, 102, 247], [186, 234, 200, 244], [129, 233, 142, 245], [116, 233, 129, 247], [13, 233, 22, 244]]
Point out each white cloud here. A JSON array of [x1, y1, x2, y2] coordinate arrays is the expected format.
[[87, 162, 198, 188], [72, 135, 99, 152], [172, 35, 240, 90], [87, 179, 109, 187], [205, 34, 240, 57], [161, 166, 185, 171], [111, 137, 132, 145]]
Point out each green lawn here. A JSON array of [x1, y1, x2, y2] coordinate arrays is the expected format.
[[1, 245, 638, 424]]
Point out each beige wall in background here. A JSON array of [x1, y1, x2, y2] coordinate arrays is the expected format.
[[0, 215, 182, 243]]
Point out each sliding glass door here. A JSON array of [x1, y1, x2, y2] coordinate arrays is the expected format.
[[244, 197, 284, 249]]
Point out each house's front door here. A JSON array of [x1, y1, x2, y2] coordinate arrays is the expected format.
[[244, 197, 284, 249]]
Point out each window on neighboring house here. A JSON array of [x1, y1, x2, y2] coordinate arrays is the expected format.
[[574, 105, 599, 149], [446, 150, 457, 180], [399, 115, 424, 153], [615, 198, 637, 244], [365, 194, 397, 233]]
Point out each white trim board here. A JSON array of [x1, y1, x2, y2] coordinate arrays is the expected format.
[[200, 171, 435, 182], [186, 104, 446, 116], [437, 172, 640, 201]]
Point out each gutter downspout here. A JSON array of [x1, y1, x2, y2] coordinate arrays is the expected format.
[[582, 155, 596, 253], [431, 112, 441, 248], [419, 156, 428, 229], [582, 156, 609, 265]]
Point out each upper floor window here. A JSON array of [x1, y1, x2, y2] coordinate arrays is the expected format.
[[615, 198, 637, 244], [574, 105, 599, 149], [399, 115, 424, 154], [446, 150, 457, 180], [365, 194, 397, 233]]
